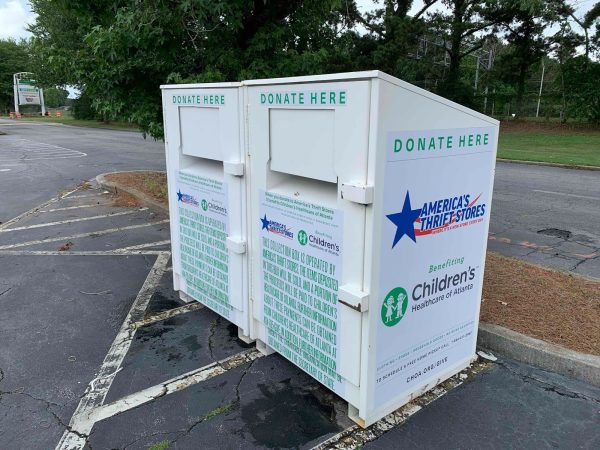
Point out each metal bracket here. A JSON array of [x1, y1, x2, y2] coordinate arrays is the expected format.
[[224, 161, 245, 176], [226, 237, 247, 254], [341, 183, 374, 205], [338, 284, 369, 312]]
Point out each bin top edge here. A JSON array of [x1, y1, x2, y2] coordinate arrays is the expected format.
[[160, 82, 242, 89], [242, 70, 383, 86]]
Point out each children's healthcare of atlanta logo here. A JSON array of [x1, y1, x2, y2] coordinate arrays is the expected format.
[[381, 287, 409, 327], [386, 191, 486, 248], [177, 190, 199, 207]]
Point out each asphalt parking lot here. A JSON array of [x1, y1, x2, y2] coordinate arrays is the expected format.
[[1, 122, 599, 449]]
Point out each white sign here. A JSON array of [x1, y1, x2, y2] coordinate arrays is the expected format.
[[374, 126, 496, 408], [176, 170, 231, 317], [17, 79, 41, 105], [259, 190, 345, 395]]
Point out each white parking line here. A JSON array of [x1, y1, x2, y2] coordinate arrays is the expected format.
[[0, 219, 169, 249], [0, 250, 165, 256], [533, 189, 600, 201], [40, 204, 103, 213], [0, 187, 80, 231], [0, 168, 10, 172], [63, 193, 101, 200], [132, 302, 204, 329], [0, 209, 144, 233], [112, 240, 171, 252], [86, 349, 262, 426], [56, 252, 170, 450]]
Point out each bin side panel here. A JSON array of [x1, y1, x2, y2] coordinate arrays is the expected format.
[[161, 87, 249, 333], [247, 81, 371, 402], [364, 79, 498, 424]]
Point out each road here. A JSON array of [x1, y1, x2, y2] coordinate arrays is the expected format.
[[489, 162, 600, 278], [1, 119, 598, 279], [0, 120, 598, 449], [0, 120, 165, 223]]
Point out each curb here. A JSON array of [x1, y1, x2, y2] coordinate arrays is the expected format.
[[478, 322, 600, 387], [96, 171, 169, 213], [497, 158, 600, 171]]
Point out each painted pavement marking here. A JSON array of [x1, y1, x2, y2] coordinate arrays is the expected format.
[[40, 204, 106, 213], [0, 220, 169, 250], [533, 189, 600, 201], [55, 252, 171, 450], [132, 302, 205, 330], [0, 186, 81, 231], [111, 240, 171, 252], [0, 137, 86, 161], [86, 349, 262, 426], [0, 250, 165, 256], [0, 209, 144, 233]]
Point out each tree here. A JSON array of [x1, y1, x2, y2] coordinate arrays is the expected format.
[[432, 0, 500, 106], [491, 0, 558, 117], [29, 0, 356, 139], [43, 86, 69, 108], [0, 39, 31, 114]]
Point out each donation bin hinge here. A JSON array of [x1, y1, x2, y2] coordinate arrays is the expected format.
[[226, 237, 247, 254], [224, 161, 245, 176], [338, 284, 369, 312], [340, 183, 374, 205]]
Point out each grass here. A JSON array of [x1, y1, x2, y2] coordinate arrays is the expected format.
[[498, 130, 600, 167], [2, 112, 138, 131], [147, 441, 170, 450]]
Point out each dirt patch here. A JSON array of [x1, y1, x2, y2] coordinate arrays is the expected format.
[[500, 120, 600, 134], [105, 171, 166, 207], [481, 252, 600, 355], [112, 191, 141, 208]]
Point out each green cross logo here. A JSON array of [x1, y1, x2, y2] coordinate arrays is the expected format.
[[381, 287, 408, 327], [297, 230, 308, 246], [201, 199, 208, 211]]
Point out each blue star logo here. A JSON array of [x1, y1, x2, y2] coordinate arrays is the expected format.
[[386, 191, 422, 247], [177, 190, 183, 202], [260, 214, 270, 230]]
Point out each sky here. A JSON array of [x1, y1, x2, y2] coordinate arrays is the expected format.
[[1, 0, 596, 41], [0, 0, 34, 40]]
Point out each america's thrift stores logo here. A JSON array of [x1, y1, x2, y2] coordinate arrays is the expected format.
[[386, 191, 486, 248], [177, 190, 199, 207], [260, 215, 294, 240]]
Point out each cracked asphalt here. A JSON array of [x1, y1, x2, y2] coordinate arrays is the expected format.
[[0, 121, 599, 449]]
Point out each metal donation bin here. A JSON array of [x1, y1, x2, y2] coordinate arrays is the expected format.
[[245, 71, 498, 426], [162, 71, 499, 427], [161, 82, 251, 342]]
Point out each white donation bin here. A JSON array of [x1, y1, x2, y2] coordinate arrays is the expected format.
[[161, 83, 251, 341], [245, 71, 498, 426]]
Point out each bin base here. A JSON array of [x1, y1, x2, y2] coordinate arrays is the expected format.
[[350, 355, 477, 428], [256, 339, 276, 356], [238, 328, 253, 344], [179, 291, 195, 304]]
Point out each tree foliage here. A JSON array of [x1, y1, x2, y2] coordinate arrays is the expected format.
[[0, 39, 31, 114], [26, 0, 600, 136]]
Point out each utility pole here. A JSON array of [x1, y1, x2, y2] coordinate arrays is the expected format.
[[474, 55, 480, 92], [536, 59, 546, 118]]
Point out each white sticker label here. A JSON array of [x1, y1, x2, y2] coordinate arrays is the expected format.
[[259, 190, 345, 395], [176, 171, 230, 317], [374, 127, 496, 409]]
